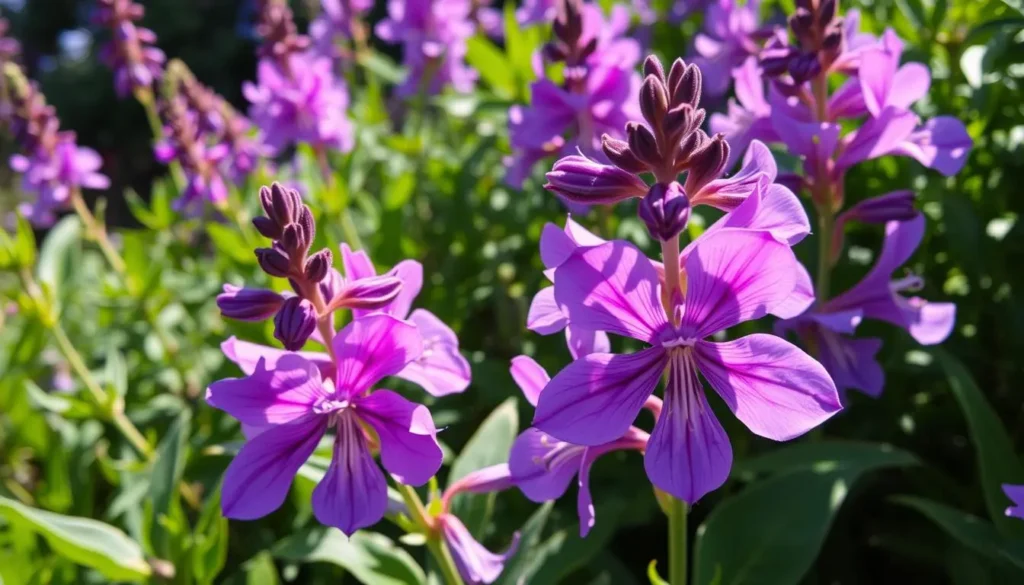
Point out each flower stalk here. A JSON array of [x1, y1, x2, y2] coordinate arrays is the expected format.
[[668, 496, 689, 585], [394, 482, 466, 585]]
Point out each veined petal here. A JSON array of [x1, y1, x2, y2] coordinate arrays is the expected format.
[[540, 222, 577, 269], [527, 287, 568, 335], [695, 335, 842, 441], [380, 260, 423, 320], [340, 243, 376, 280], [771, 263, 815, 320], [812, 331, 885, 398], [358, 389, 442, 485], [553, 240, 669, 343], [312, 414, 387, 535], [533, 347, 666, 446], [333, 314, 423, 397], [442, 514, 520, 585], [644, 351, 731, 503], [509, 428, 584, 501], [695, 176, 810, 248], [564, 216, 607, 247], [566, 324, 611, 359], [690, 141, 778, 211], [577, 447, 605, 538], [836, 107, 919, 170], [206, 355, 327, 427], [395, 309, 470, 396], [679, 229, 798, 339], [221, 337, 333, 380], [510, 355, 550, 407], [222, 415, 326, 520], [890, 116, 972, 177]]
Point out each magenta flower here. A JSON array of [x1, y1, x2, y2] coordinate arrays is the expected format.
[[310, 0, 373, 57], [207, 314, 441, 535], [1005, 485, 1024, 520], [778, 215, 955, 398], [709, 57, 777, 169], [155, 96, 230, 212], [375, 0, 477, 96], [94, 0, 166, 97], [509, 355, 649, 535], [534, 229, 841, 502], [691, 0, 768, 98], [11, 133, 111, 226]]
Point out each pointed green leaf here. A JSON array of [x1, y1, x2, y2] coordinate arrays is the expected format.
[[274, 529, 426, 585], [449, 398, 518, 535], [149, 411, 191, 557], [466, 35, 515, 98], [36, 215, 81, 300]]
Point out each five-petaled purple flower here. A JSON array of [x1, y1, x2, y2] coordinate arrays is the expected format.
[[207, 314, 442, 535], [532, 228, 841, 503]]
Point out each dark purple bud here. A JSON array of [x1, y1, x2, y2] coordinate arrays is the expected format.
[[643, 55, 665, 82], [822, 28, 843, 52], [627, 122, 662, 168], [553, 0, 584, 46], [677, 129, 710, 165], [602, 135, 649, 174], [304, 248, 333, 282], [789, 9, 814, 39], [255, 245, 293, 278], [261, 182, 302, 228], [333, 276, 404, 311], [298, 207, 316, 248], [818, 0, 838, 27], [545, 155, 649, 204], [273, 297, 317, 351], [542, 42, 568, 63], [216, 284, 284, 321], [252, 216, 281, 239], [279, 223, 311, 258], [842, 190, 917, 224], [667, 58, 686, 98], [640, 75, 670, 128], [684, 134, 730, 195], [578, 38, 598, 63], [319, 268, 345, 304], [789, 53, 822, 84], [638, 182, 691, 242], [672, 64, 703, 109]]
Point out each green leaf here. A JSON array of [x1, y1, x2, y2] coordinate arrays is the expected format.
[[360, 50, 406, 84], [938, 349, 1024, 538], [192, 482, 229, 585], [36, 215, 81, 300], [13, 212, 36, 268], [893, 496, 1024, 570], [383, 172, 416, 211], [23, 380, 94, 418], [496, 502, 554, 585], [733, 440, 920, 478], [694, 442, 918, 585], [647, 560, 670, 585], [448, 398, 518, 535], [245, 551, 280, 585], [104, 349, 128, 398], [148, 410, 191, 558], [207, 223, 255, 264], [0, 496, 151, 581], [274, 528, 426, 585], [466, 35, 515, 98]]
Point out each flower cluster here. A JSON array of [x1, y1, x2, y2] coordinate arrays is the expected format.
[[707, 0, 970, 399], [310, 0, 373, 59], [506, 0, 641, 190], [690, 0, 771, 98], [244, 0, 354, 155], [154, 87, 230, 213], [209, 183, 472, 535], [2, 64, 110, 226], [94, 0, 166, 98]]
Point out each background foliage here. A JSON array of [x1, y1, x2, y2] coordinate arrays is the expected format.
[[1, 0, 1024, 583]]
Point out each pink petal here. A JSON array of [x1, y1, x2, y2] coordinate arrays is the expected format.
[[312, 415, 387, 535], [509, 428, 583, 501], [553, 240, 669, 344], [888, 63, 931, 111], [644, 351, 731, 504], [380, 259, 423, 320], [565, 324, 610, 359], [205, 355, 327, 427], [771, 263, 816, 320], [220, 337, 334, 379], [510, 355, 550, 407], [222, 416, 326, 520], [540, 222, 577, 269], [836, 107, 920, 170], [533, 348, 666, 446], [859, 45, 897, 117], [340, 243, 376, 280], [694, 177, 810, 248], [332, 314, 423, 397], [357, 389, 442, 485], [695, 335, 842, 441], [443, 514, 519, 584], [527, 287, 568, 335], [679, 229, 799, 339], [395, 309, 470, 396]]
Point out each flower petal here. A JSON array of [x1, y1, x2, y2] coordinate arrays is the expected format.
[[553, 240, 669, 343], [443, 514, 519, 585], [565, 323, 611, 359], [383, 260, 423, 319], [1003, 484, 1024, 520], [206, 355, 327, 427], [901, 298, 956, 345], [533, 348, 666, 446], [510, 355, 550, 407], [312, 415, 387, 535], [222, 415, 326, 520], [333, 314, 423, 397], [695, 335, 842, 441], [340, 243, 376, 280], [509, 428, 583, 501], [395, 309, 470, 396], [771, 263, 815, 320], [695, 177, 810, 248], [836, 107, 919, 170], [891, 116, 972, 177], [644, 352, 732, 503], [679, 229, 799, 339], [813, 332, 885, 398], [221, 337, 334, 380], [527, 287, 568, 335], [690, 140, 778, 211], [577, 449, 601, 537], [358, 389, 442, 485], [540, 222, 577, 269]]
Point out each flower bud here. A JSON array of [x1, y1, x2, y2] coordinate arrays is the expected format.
[[544, 155, 649, 204], [279, 222, 311, 258], [638, 182, 691, 242], [252, 216, 281, 239], [841, 190, 917, 224], [684, 134, 730, 195], [255, 244, 293, 278], [666, 58, 686, 99], [626, 122, 661, 169], [319, 267, 344, 304], [273, 297, 317, 351], [818, 0, 838, 28], [332, 275, 404, 311], [789, 53, 822, 84], [671, 63, 703, 109], [601, 135, 648, 174], [677, 129, 710, 166], [643, 55, 665, 82], [216, 284, 284, 321], [304, 248, 333, 282], [260, 182, 301, 227], [640, 74, 669, 128]]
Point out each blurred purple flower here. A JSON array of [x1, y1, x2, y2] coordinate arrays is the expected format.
[[310, 0, 373, 58], [94, 0, 166, 97], [155, 96, 229, 213], [691, 0, 769, 98], [376, 0, 477, 96], [11, 133, 110, 226], [207, 314, 441, 535], [1005, 485, 1024, 520]]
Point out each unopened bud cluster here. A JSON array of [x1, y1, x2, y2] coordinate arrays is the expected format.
[[542, 0, 595, 87], [760, 0, 843, 86]]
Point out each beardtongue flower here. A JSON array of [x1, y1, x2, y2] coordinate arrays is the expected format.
[[1005, 485, 1024, 520], [534, 229, 841, 503], [206, 314, 442, 535], [375, 0, 477, 97], [94, 0, 166, 98], [508, 355, 650, 536]]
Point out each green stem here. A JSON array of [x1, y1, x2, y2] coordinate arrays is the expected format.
[[815, 209, 834, 301], [668, 496, 688, 585], [394, 483, 465, 585]]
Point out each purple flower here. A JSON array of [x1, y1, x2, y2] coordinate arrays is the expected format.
[[155, 96, 229, 213], [11, 133, 111, 226], [508, 355, 649, 536], [440, 514, 519, 584], [243, 53, 354, 155], [310, 0, 374, 57], [533, 229, 841, 503], [517, 0, 555, 25], [1005, 485, 1024, 520], [375, 0, 477, 97], [778, 215, 955, 398], [206, 314, 442, 535], [710, 58, 777, 169], [691, 0, 768, 98], [94, 0, 166, 97]]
